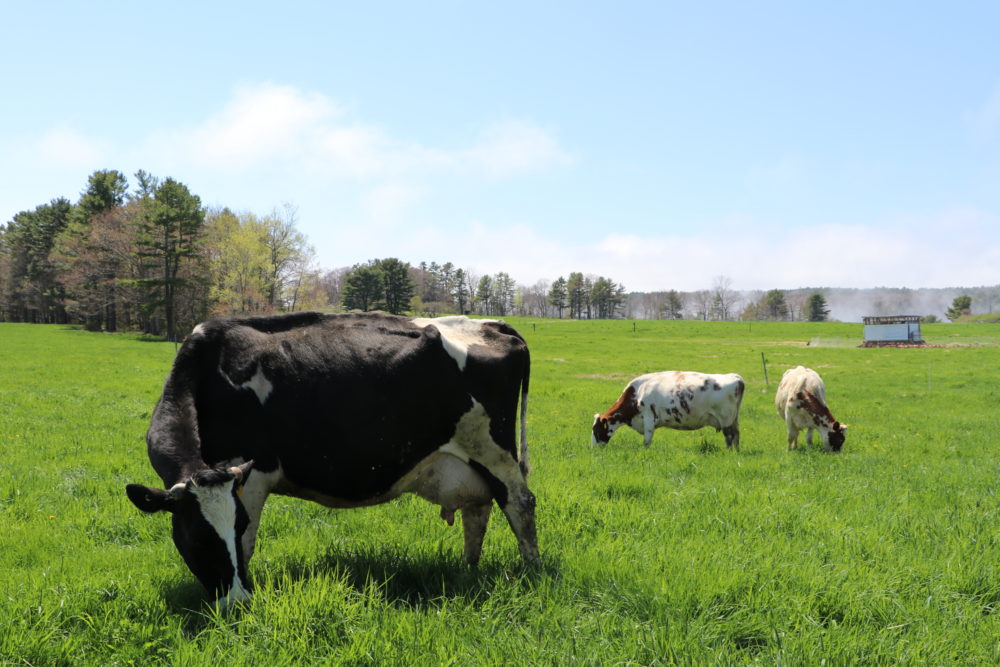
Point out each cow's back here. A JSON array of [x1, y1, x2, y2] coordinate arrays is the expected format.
[[638, 371, 743, 429], [775, 366, 826, 418], [165, 312, 525, 503]]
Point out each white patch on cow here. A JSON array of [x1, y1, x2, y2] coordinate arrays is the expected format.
[[391, 450, 492, 519], [241, 363, 273, 404], [220, 459, 285, 563], [190, 323, 207, 338], [438, 441, 471, 463], [188, 481, 249, 605], [413, 316, 500, 371]]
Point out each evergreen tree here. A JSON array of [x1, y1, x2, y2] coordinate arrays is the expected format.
[[136, 178, 205, 341], [806, 292, 830, 322], [475, 275, 493, 315], [452, 268, 468, 314], [764, 289, 789, 320], [376, 257, 414, 314], [566, 272, 587, 318], [663, 290, 684, 320], [946, 295, 972, 321], [548, 276, 568, 318], [0, 198, 73, 322], [341, 264, 384, 311]]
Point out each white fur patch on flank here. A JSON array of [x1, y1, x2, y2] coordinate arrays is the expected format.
[[241, 364, 273, 404], [413, 316, 498, 371]]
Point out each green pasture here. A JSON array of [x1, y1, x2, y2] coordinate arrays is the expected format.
[[1, 319, 997, 664]]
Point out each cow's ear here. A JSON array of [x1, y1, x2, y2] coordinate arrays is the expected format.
[[230, 460, 255, 487], [126, 484, 175, 514]]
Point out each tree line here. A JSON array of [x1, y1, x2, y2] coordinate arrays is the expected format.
[[0, 170, 320, 340], [1, 170, 634, 339], [18, 170, 967, 334]]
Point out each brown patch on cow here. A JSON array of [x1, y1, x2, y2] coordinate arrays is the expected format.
[[600, 384, 640, 425], [796, 390, 837, 426]]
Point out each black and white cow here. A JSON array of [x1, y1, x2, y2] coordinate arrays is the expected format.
[[126, 312, 538, 605], [592, 371, 745, 449]]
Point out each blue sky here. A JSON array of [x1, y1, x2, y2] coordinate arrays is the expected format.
[[2, 1, 999, 292]]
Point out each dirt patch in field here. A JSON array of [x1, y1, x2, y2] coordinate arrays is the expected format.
[[575, 373, 631, 381]]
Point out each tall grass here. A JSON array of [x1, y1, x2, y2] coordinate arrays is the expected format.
[[1, 320, 997, 664]]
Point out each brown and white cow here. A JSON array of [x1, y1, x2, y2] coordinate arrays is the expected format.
[[592, 371, 745, 449], [774, 365, 847, 451]]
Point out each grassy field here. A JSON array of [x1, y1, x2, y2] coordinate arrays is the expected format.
[[1, 319, 998, 664]]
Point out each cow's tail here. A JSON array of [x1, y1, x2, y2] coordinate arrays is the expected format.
[[518, 347, 531, 478]]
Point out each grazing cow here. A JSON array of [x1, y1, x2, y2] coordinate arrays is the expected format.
[[125, 312, 538, 606], [775, 365, 847, 451], [592, 371, 745, 449]]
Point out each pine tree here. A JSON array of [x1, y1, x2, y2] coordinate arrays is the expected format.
[[806, 293, 830, 322], [946, 295, 972, 321]]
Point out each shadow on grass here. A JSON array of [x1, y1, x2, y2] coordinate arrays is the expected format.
[[160, 545, 559, 632], [57, 324, 173, 344], [293, 544, 557, 608]]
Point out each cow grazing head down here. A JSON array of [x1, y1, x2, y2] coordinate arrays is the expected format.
[[828, 422, 847, 452], [591, 413, 623, 446], [126, 461, 255, 606]]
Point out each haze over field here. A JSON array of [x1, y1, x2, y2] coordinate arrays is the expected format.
[[2, 2, 999, 292]]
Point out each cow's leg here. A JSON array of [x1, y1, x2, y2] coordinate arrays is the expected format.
[[447, 400, 540, 564], [787, 424, 799, 450], [723, 420, 740, 450], [461, 502, 492, 566], [499, 481, 539, 564], [806, 429, 814, 446], [642, 415, 655, 447]]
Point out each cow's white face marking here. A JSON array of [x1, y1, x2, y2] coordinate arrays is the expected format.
[[413, 316, 499, 371], [188, 481, 249, 605], [241, 363, 273, 404]]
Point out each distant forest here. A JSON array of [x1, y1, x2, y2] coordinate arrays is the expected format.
[[3, 170, 997, 338]]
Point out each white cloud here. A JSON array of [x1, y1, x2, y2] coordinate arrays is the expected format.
[[360, 183, 425, 222], [37, 126, 107, 167], [464, 120, 573, 178], [318, 207, 1000, 293], [145, 82, 338, 169], [137, 83, 570, 182]]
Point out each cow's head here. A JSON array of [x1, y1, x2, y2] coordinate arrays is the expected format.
[[126, 461, 254, 606], [591, 413, 619, 445], [827, 422, 847, 452]]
